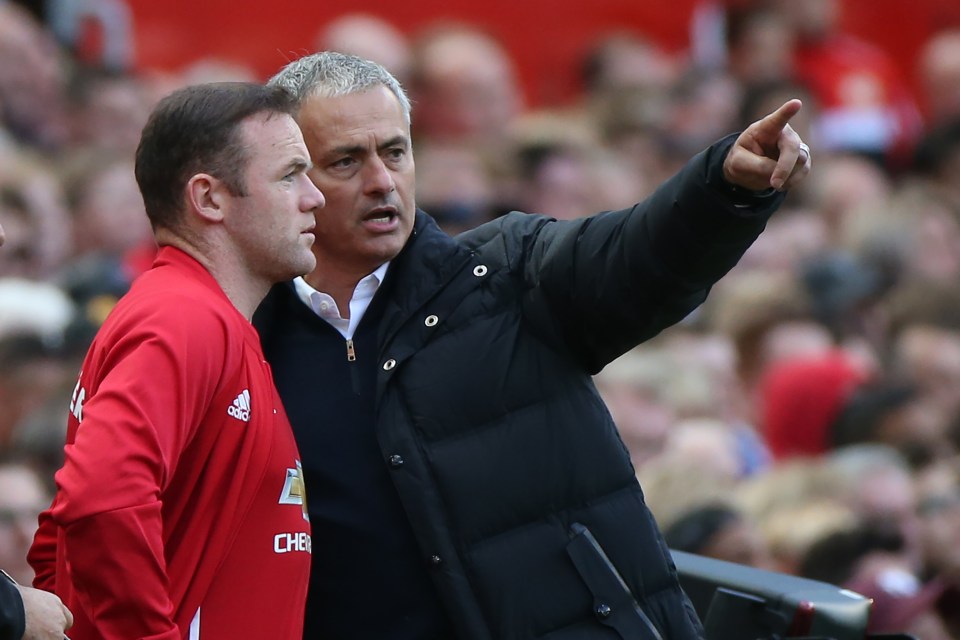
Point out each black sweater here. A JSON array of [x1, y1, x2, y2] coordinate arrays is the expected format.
[[256, 275, 454, 639]]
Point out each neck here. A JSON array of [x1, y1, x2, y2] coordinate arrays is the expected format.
[[156, 228, 269, 321], [215, 272, 270, 321]]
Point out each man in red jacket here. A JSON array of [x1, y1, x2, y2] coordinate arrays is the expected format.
[[27, 82, 325, 640]]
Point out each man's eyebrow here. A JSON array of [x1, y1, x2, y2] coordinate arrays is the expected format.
[[378, 135, 409, 152], [329, 143, 365, 156], [285, 157, 312, 173], [329, 136, 410, 156]]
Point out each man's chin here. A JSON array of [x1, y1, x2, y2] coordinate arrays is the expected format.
[[373, 237, 407, 263], [282, 254, 318, 282]]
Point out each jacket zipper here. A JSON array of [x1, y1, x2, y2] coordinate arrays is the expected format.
[[346, 339, 356, 362]]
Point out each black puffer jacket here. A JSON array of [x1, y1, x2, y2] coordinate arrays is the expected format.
[[265, 135, 783, 639], [0, 575, 24, 640], [367, 137, 780, 639]]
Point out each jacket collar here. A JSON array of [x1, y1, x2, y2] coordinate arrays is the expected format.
[[377, 209, 475, 341]]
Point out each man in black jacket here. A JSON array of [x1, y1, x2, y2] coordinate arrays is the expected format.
[[256, 52, 811, 640]]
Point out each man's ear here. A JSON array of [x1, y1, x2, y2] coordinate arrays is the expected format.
[[186, 173, 227, 223]]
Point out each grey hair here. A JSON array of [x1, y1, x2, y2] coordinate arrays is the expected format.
[[268, 51, 412, 125]]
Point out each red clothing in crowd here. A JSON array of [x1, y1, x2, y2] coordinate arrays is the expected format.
[[760, 349, 869, 461], [794, 34, 923, 165], [28, 246, 311, 640]]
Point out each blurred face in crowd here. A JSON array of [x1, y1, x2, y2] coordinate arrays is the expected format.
[[71, 73, 154, 154], [919, 30, 960, 124], [0, 4, 69, 147], [597, 381, 673, 468], [73, 160, 154, 256], [895, 326, 960, 419], [412, 28, 521, 143], [0, 464, 50, 584], [414, 141, 494, 234], [773, 0, 839, 39], [699, 516, 779, 571], [0, 208, 36, 277], [727, 10, 795, 84], [316, 14, 412, 85], [297, 85, 416, 283], [854, 465, 925, 570], [917, 488, 960, 578], [0, 166, 73, 278]]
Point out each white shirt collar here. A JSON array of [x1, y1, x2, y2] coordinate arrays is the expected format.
[[293, 262, 390, 339]]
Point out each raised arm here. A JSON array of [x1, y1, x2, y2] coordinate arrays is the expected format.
[[517, 101, 812, 371]]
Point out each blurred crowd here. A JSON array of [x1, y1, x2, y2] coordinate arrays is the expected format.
[[3, 0, 960, 635]]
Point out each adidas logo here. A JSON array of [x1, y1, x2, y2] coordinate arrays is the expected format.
[[227, 389, 251, 422]]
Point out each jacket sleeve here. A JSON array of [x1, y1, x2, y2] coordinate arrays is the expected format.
[[0, 575, 24, 640], [27, 507, 57, 591], [521, 133, 785, 372], [48, 303, 227, 640]]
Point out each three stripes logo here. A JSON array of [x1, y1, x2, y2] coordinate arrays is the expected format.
[[227, 389, 251, 422]]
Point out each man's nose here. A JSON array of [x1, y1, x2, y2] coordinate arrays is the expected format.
[[302, 178, 325, 211], [363, 157, 396, 194]]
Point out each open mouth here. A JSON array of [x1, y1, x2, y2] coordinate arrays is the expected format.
[[363, 207, 399, 231]]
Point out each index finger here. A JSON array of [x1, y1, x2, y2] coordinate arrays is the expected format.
[[756, 99, 803, 138]]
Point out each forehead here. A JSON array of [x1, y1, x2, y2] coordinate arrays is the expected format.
[[239, 111, 299, 140], [237, 112, 306, 158], [296, 86, 408, 151]]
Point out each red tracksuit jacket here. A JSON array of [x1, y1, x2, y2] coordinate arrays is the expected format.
[[28, 247, 312, 640]]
